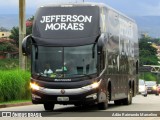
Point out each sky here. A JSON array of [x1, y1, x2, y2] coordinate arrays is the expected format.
[[0, 0, 160, 16]]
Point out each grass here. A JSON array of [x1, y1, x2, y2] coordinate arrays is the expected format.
[[0, 59, 19, 70], [0, 99, 31, 105], [0, 58, 31, 70], [0, 69, 31, 102]]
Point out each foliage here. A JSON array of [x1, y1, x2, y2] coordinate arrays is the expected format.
[[0, 99, 30, 105], [139, 36, 159, 66], [0, 69, 31, 102], [149, 38, 160, 45], [139, 72, 157, 81], [26, 16, 34, 35], [0, 59, 19, 70], [0, 58, 31, 71], [9, 27, 19, 47], [27, 16, 34, 21], [0, 39, 17, 52], [9, 16, 34, 47]]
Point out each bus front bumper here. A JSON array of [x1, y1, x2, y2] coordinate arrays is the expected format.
[[30, 79, 108, 105], [31, 88, 99, 105]]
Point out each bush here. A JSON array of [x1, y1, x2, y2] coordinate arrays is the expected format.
[[0, 69, 31, 102], [0, 59, 19, 70], [139, 72, 157, 81], [0, 38, 18, 52], [0, 59, 31, 71]]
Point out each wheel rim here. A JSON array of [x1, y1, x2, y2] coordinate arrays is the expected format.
[[107, 91, 110, 102], [128, 89, 132, 104]]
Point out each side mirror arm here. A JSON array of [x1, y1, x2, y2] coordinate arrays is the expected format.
[[97, 34, 105, 54], [22, 35, 33, 56]]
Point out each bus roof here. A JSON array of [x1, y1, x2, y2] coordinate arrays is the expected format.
[[40, 2, 135, 23]]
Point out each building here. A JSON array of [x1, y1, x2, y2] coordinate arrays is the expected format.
[[0, 32, 11, 38]]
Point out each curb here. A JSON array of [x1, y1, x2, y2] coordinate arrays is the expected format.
[[0, 102, 32, 109]]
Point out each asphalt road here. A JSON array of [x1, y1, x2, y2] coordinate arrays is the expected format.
[[0, 94, 160, 120]]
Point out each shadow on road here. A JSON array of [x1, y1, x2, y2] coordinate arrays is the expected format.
[[41, 102, 128, 117]]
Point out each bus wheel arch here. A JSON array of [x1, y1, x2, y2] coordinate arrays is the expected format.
[[97, 79, 111, 110]]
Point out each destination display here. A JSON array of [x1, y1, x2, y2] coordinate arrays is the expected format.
[[40, 15, 92, 31], [32, 6, 99, 39]]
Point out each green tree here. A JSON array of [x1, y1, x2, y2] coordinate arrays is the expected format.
[[9, 16, 34, 47], [152, 38, 160, 45], [26, 16, 34, 35], [0, 39, 17, 52], [9, 27, 19, 47], [139, 36, 159, 66]]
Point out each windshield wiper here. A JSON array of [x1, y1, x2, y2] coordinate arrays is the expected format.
[[66, 74, 93, 79], [80, 74, 93, 79], [35, 74, 43, 79], [34, 73, 46, 79]]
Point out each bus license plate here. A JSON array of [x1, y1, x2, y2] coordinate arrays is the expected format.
[[57, 97, 69, 101]]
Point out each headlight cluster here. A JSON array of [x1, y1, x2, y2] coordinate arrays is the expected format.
[[82, 79, 101, 90], [30, 82, 40, 90]]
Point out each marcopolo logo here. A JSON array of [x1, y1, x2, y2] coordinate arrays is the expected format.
[[40, 15, 92, 31]]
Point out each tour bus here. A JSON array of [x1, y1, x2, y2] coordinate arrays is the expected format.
[[22, 3, 139, 110]]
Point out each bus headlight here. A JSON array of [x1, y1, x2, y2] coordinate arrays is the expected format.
[[82, 79, 101, 90], [92, 82, 99, 88], [30, 82, 40, 90]]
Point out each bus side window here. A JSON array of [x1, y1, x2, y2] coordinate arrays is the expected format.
[[100, 51, 105, 71]]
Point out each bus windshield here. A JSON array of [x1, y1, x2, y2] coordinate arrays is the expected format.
[[32, 44, 97, 78]]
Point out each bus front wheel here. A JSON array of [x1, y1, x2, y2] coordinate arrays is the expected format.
[[44, 103, 55, 111], [98, 101, 108, 110], [98, 91, 109, 110]]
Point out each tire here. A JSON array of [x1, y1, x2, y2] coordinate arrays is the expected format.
[[98, 91, 109, 110], [98, 102, 108, 110], [122, 88, 132, 105], [155, 93, 159, 96], [44, 103, 54, 111], [144, 94, 147, 97]]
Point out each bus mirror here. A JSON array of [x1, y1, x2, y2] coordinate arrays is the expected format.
[[22, 35, 32, 56], [97, 34, 105, 54]]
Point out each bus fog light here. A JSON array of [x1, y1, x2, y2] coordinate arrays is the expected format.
[[86, 93, 97, 99], [32, 94, 41, 99]]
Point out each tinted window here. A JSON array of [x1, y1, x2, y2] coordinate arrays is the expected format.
[[146, 81, 156, 86], [32, 44, 97, 79]]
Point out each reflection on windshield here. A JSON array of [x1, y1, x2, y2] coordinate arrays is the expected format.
[[145, 81, 156, 86], [32, 44, 97, 78]]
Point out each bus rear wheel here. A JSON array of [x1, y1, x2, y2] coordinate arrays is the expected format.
[[122, 88, 132, 105], [44, 103, 55, 111]]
